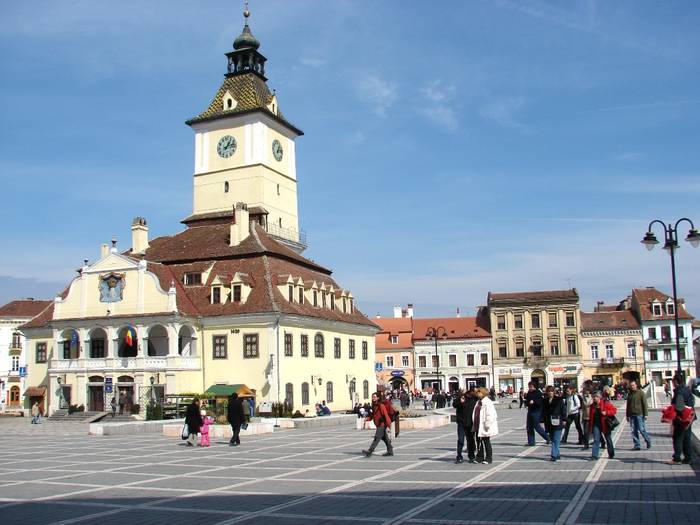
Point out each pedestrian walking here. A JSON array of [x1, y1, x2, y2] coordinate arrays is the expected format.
[[184, 397, 203, 447], [110, 397, 117, 418], [626, 380, 651, 451], [227, 393, 246, 447], [362, 392, 394, 457], [542, 386, 566, 462], [580, 388, 593, 449], [474, 387, 498, 464], [247, 397, 255, 419], [668, 373, 696, 465], [588, 391, 617, 460], [524, 382, 549, 446], [562, 386, 584, 445], [118, 391, 126, 415], [31, 402, 40, 424], [664, 381, 671, 398], [518, 388, 525, 409], [453, 387, 477, 463], [200, 410, 214, 447]]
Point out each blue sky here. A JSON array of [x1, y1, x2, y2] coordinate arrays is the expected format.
[[1, 0, 699, 318]]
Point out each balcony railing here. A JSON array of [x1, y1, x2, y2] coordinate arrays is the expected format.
[[265, 222, 308, 249], [599, 357, 625, 368], [646, 337, 687, 346]]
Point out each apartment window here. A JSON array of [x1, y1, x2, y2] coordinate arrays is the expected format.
[[449, 354, 457, 367], [243, 334, 259, 358], [605, 343, 614, 359], [680, 348, 686, 360], [363, 379, 369, 399], [36, 342, 47, 363], [497, 315, 506, 330], [326, 381, 334, 402], [649, 349, 658, 361], [285, 383, 293, 406], [184, 273, 202, 286], [63, 340, 79, 360], [548, 312, 558, 327], [390, 335, 398, 344], [678, 326, 685, 338], [431, 355, 439, 368], [288, 285, 294, 302], [515, 341, 525, 357], [213, 335, 227, 359], [532, 341, 543, 357], [480, 353, 489, 366], [550, 341, 560, 356], [284, 333, 293, 357], [567, 339, 577, 355], [566, 312, 575, 327], [664, 349, 672, 361], [467, 354, 475, 366], [514, 314, 523, 329], [349, 339, 356, 359], [531, 313, 540, 329], [653, 303, 661, 316], [11, 356, 20, 372], [301, 382, 309, 405], [314, 333, 324, 357], [334, 338, 341, 359], [648, 327, 657, 339], [313, 290, 318, 307], [11, 332, 21, 349], [666, 302, 675, 315], [498, 343, 507, 358], [212, 286, 221, 304], [301, 334, 309, 357], [661, 326, 671, 341], [90, 338, 105, 359], [590, 344, 599, 360], [298, 287, 304, 304], [627, 342, 637, 358], [401, 355, 409, 367], [232, 285, 242, 302], [418, 355, 427, 367], [362, 341, 368, 360], [386, 355, 394, 367]]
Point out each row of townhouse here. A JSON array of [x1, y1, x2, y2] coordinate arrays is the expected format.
[[373, 287, 696, 394]]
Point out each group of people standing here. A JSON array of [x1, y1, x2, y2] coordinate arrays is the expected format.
[[183, 393, 249, 447], [452, 387, 499, 464]]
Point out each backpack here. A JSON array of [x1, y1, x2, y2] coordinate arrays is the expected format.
[[384, 399, 398, 422]]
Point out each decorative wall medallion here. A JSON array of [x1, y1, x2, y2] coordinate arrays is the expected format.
[[99, 272, 126, 303]]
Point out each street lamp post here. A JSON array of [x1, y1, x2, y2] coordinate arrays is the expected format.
[[641, 218, 700, 382], [425, 326, 448, 392]]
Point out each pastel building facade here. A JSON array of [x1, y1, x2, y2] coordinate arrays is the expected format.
[[374, 313, 415, 392]]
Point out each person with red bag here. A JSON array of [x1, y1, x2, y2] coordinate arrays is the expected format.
[[588, 391, 617, 460], [362, 392, 394, 457]]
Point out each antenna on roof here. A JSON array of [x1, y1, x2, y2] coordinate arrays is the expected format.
[[565, 277, 572, 289]]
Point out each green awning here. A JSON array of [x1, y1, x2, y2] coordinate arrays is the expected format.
[[204, 384, 255, 397]]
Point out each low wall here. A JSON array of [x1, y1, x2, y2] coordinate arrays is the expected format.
[[259, 417, 295, 428], [162, 422, 274, 438], [90, 418, 184, 436], [292, 414, 357, 429], [356, 413, 450, 431]]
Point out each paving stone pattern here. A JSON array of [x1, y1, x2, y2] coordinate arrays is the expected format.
[[0, 406, 697, 525]]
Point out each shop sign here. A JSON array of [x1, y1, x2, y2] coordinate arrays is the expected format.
[[391, 370, 405, 377], [19, 367, 27, 377], [510, 368, 522, 374], [550, 365, 579, 374], [375, 363, 383, 372], [498, 368, 510, 374]]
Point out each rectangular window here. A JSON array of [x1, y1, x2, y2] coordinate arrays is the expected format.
[[531, 313, 540, 329], [678, 326, 685, 338], [431, 355, 439, 368], [301, 334, 309, 357], [349, 339, 356, 359], [232, 285, 242, 302], [605, 343, 614, 359], [212, 286, 221, 304], [648, 327, 657, 339], [362, 341, 368, 360], [664, 349, 672, 361], [467, 354, 475, 366], [550, 341, 560, 356], [288, 285, 294, 302], [213, 335, 227, 359], [661, 326, 671, 341], [667, 302, 675, 315], [284, 333, 293, 357], [653, 304, 661, 316], [649, 349, 658, 361], [91, 339, 105, 358], [418, 355, 427, 367], [334, 338, 341, 359], [298, 287, 304, 304], [566, 312, 575, 327], [514, 314, 523, 329], [386, 355, 394, 367], [497, 315, 506, 330], [480, 353, 488, 366], [313, 290, 318, 307], [627, 342, 637, 358], [36, 342, 47, 363], [531, 341, 542, 357], [680, 348, 686, 360], [322, 292, 327, 308], [448, 354, 457, 367], [11, 333, 21, 348], [548, 312, 558, 328], [567, 339, 577, 355], [11, 355, 20, 372], [498, 343, 507, 358], [342, 298, 347, 313], [330, 296, 335, 310], [401, 354, 409, 367], [515, 342, 524, 357], [590, 344, 599, 359], [243, 334, 259, 358], [184, 273, 202, 286], [390, 335, 398, 344]]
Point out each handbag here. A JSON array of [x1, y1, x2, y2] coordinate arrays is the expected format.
[[241, 422, 249, 430], [606, 415, 620, 430], [181, 424, 189, 440]]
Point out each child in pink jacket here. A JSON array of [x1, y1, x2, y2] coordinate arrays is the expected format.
[[200, 410, 214, 447]]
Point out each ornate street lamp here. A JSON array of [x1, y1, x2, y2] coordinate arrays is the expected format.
[[641, 218, 699, 381], [425, 326, 448, 392]]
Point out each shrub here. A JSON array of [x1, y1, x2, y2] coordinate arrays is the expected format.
[[146, 403, 163, 421], [130, 404, 141, 415]]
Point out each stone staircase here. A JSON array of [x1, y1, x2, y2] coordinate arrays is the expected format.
[[49, 409, 103, 421]]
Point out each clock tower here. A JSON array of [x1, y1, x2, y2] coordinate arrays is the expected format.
[[185, 8, 305, 251]]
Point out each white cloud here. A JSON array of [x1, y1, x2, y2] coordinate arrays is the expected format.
[[356, 75, 396, 117], [419, 80, 459, 132], [300, 57, 327, 68], [478, 97, 527, 129]]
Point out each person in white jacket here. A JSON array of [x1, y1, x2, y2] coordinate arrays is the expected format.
[[474, 386, 499, 464]]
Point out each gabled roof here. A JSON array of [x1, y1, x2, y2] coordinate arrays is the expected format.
[[488, 289, 579, 305], [581, 310, 640, 332], [632, 287, 693, 321], [413, 317, 491, 342], [375, 317, 414, 350], [0, 299, 52, 319]]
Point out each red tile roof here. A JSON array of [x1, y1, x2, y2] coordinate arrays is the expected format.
[[581, 310, 640, 331], [0, 300, 52, 319], [488, 289, 579, 304], [375, 317, 414, 350], [412, 317, 491, 341], [632, 287, 694, 321]]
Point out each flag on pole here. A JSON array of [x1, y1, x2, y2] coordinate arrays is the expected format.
[[125, 327, 135, 347]]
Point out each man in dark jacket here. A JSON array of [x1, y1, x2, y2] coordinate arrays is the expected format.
[[524, 382, 550, 446], [227, 393, 246, 446], [625, 380, 651, 450], [669, 374, 696, 465], [184, 398, 202, 447], [453, 387, 478, 463]]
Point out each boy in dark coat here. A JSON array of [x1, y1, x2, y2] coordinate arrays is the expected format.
[[227, 393, 246, 446]]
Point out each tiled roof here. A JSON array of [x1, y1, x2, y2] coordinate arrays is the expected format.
[[19, 303, 54, 329], [181, 207, 268, 227], [185, 73, 302, 135], [375, 317, 414, 350], [632, 287, 694, 321], [413, 317, 491, 341], [488, 289, 579, 305], [581, 310, 641, 332], [0, 299, 52, 318]]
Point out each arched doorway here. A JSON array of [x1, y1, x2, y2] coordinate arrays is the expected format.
[[87, 375, 104, 411], [116, 376, 134, 415], [448, 377, 460, 393], [9, 386, 20, 407], [147, 325, 169, 356], [390, 376, 409, 392], [530, 369, 546, 388]]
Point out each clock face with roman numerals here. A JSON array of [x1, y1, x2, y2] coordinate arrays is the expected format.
[[272, 139, 283, 161], [217, 135, 237, 158]]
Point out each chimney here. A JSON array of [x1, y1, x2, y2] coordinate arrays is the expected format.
[[230, 202, 250, 246], [110, 237, 118, 254], [407, 304, 414, 318], [595, 301, 604, 312], [131, 217, 149, 254], [100, 243, 109, 259], [393, 305, 402, 318]]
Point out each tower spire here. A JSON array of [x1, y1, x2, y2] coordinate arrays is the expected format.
[[227, 0, 265, 76]]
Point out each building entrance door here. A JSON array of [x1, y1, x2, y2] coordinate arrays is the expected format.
[[88, 385, 104, 412]]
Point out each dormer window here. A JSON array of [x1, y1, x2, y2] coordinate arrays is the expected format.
[[232, 285, 242, 302], [212, 286, 221, 304], [390, 335, 398, 344], [349, 298, 354, 314], [313, 290, 318, 307], [227, 98, 233, 109], [298, 287, 304, 304], [342, 298, 347, 313], [288, 285, 294, 302], [330, 296, 335, 311], [322, 292, 327, 308], [666, 302, 675, 315], [652, 302, 662, 316], [184, 273, 202, 286]]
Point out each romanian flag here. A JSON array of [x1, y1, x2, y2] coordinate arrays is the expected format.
[[125, 327, 135, 347]]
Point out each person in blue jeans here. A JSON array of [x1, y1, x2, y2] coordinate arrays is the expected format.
[[625, 380, 651, 450], [524, 382, 549, 446], [542, 386, 566, 461], [589, 391, 617, 460]]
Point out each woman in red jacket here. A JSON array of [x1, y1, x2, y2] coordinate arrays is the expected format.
[[362, 392, 394, 457], [588, 391, 617, 460]]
